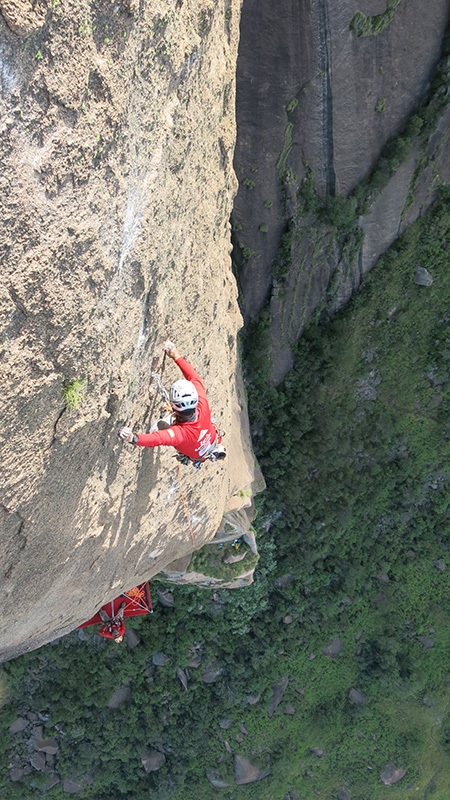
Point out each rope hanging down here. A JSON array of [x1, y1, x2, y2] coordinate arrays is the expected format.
[[150, 365, 195, 546], [177, 462, 195, 545]]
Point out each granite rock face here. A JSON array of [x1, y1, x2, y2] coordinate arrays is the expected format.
[[0, 0, 255, 661]]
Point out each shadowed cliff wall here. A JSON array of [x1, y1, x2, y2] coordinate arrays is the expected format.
[[233, 0, 450, 382]]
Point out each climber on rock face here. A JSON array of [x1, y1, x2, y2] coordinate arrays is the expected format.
[[98, 601, 126, 643], [118, 341, 226, 467]]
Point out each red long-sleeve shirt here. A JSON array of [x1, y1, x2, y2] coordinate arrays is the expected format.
[[135, 357, 218, 461]]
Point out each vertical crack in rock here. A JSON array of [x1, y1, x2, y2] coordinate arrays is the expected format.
[[50, 407, 66, 446], [318, 0, 335, 196], [2, 505, 28, 580]]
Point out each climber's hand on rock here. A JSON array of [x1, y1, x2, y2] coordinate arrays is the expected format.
[[164, 340, 180, 360], [118, 424, 134, 443]]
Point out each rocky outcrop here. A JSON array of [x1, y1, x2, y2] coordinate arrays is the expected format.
[[233, 0, 450, 382], [161, 530, 258, 589], [0, 0, 255, 662], [234, 754, 270, 785]]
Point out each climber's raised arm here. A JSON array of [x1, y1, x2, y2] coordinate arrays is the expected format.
[[118, 339, 225, 466]]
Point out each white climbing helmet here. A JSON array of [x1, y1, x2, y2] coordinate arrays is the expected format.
[[170, 380, 198, 412]]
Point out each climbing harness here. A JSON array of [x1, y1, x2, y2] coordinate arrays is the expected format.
[[173, 433, 226, 470]]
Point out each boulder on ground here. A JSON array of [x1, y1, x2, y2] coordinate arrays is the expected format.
[[202, 666, 225, 683], [142, 750, 165, 773], [322, 637, 342, 657], [10, 767, 24, 781], [152, 652, 170, 666], [223, 551, 247, 564], [30, 752, 46, 771], [414, 266, 433, 286], [63, 779, 83, 793], [44, 773, 60, 790], [234, 755, 270, 785], [157, 589, 175, 608], [125, 628, 141, 649], [35, 737, 59, 754], [107, 686, 131, 709], [187, 653, 202, 668], [380, 764, 406, 786], [245, 693, 261, 705], [268, 675, 289, 717], [32, 725, 44, 741], [177, 667, 189, 690], [348, 688, 367, 705], [9, 717, 28, 734], [206, 771, 229, 788]]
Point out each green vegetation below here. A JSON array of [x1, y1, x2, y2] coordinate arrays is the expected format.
[[188, 539, 259, 582], [1, 191, 450, 798]]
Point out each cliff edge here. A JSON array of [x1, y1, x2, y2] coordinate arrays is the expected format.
[[0, 0, 254, 662]]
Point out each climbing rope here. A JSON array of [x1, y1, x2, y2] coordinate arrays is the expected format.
[[177, 462, 195, 545], [148, 352, 172, 421], [151, 353, 169, 404], [125, 585, 146, 603], [150, 361, 195, 546]]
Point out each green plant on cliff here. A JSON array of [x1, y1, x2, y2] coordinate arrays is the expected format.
[[62, 377, 87, 411], [320, 194, 358, 231], [350, 0, 402, 38], [240, 244, 259, 261], [275, 122, 294, 178], [285, 98, 298, 114]]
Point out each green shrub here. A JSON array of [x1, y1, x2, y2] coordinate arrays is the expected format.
[[350, 0, 402, 38], [62, 377, 87, 410]]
